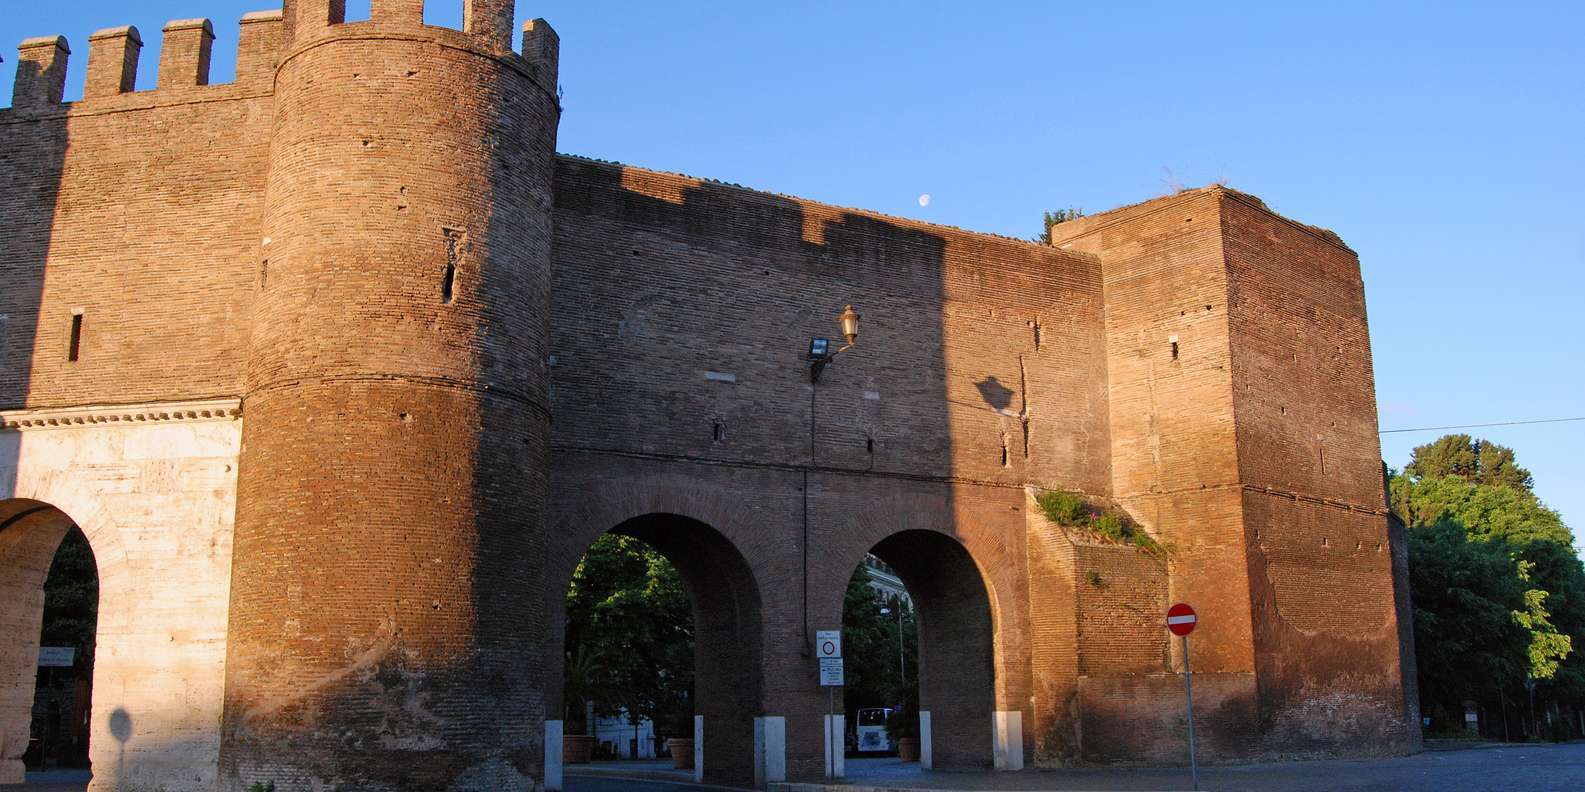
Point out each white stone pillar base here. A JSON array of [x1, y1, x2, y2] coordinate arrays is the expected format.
[[919, 710, 933, 770], [693, 715, 705, 783], [823, 713, 845, 778], [754, 715, 786, 787], [1, 759, 23, 786], [543, 719, 563, 791], [992, 710, 1024, 771]]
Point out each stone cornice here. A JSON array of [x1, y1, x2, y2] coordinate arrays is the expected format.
[[0, 398, 241, 431]]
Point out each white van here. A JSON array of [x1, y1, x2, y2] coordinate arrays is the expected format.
[[854, 707, 893, 753]]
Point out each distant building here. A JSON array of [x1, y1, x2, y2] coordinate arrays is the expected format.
[[861, 554, 911, 608], [592, 712, 657, 760]]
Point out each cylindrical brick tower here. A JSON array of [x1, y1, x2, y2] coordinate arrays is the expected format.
[[220, 1, 560, 789]]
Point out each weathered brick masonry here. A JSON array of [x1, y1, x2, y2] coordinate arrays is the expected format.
[[0, 1, 1418, 789]]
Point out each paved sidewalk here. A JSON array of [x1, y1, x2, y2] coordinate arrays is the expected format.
[[568, 758, 698, 784]]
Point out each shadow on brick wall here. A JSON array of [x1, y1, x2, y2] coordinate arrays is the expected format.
[[546, 157, 996, 779], [1, 59, 70, 412]]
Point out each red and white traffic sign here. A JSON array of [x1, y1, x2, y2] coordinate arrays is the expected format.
[[1167, 603, 1197, 636]]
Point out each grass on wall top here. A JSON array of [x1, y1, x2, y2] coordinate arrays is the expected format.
[[1036, 489, 1168, 558]]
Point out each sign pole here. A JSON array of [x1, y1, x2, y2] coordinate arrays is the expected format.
[[1183, 634, 1199, 791], [815, 629, 844, 778], [1166, 603, 1200, 792], [827, 686, 835, 778]]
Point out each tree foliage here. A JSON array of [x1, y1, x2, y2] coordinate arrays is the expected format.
[[840, 565, 917, 722], [1036, 208, 1085, 245], [41, 525, 98, 675], [1404, 434, 1535, 492], [1407, 519, 1529, 715], [563, 534, 694, 737], [1395, 434, 1585, 735]]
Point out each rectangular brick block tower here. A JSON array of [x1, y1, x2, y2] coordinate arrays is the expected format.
[[1050, 187, 1414, 760]]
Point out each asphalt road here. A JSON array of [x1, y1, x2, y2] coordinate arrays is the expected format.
[[564, 743, 1585, 792]]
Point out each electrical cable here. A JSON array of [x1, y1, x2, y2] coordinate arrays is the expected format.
[[1379, 417, 1585, 434]]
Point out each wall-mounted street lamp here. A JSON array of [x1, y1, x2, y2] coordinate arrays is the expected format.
[[808, 304, 860, 383], [801, 304, 862, 655]]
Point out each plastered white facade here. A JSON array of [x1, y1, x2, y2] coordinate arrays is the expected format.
[[0, 400, 240, 790]]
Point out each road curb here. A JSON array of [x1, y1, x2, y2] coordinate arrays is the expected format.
[[769, 785, 1192, 792]]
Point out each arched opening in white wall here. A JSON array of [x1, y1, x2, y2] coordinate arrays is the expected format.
[[0, 498, 98, 786]]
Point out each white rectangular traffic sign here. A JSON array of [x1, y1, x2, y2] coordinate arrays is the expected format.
[[38, 646, 74, 668], [815, 630, 842, 658], [819, 657, 844, 686]]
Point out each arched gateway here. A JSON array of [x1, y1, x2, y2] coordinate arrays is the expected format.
[[2, 1, 1416, 789]]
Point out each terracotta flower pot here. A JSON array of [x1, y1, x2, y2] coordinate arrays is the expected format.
[[563, 734, 595, 764], [896, 736, 920, 762], [669, 737, 695, 769]]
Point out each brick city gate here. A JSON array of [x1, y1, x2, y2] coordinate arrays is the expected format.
[[1, 2, 1417, 790]]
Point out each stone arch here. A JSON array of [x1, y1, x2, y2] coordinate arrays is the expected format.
[[0, 498, 93, 784], [1, 412, 242, 791], [821, 491, 1027, 770], [548, 478, 766, 788]]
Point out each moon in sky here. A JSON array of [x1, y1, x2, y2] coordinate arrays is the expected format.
[[918, 193, 931, 207]]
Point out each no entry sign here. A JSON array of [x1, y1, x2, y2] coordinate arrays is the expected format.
[[1167, 603, 1197, 636], [1168, 602, 1201, 789]]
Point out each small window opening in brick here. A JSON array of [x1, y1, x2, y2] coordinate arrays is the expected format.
[[1322, 537, 1330, 547], [712, 422, 722, 442], [259, 259, 268, 288], [1000, 443, 1009, 468], [1170, 341, 1179, 361], [866, 435, 874, 454], [1320, 447, 1327, 475], [67, 313, 83, 362], [441, 228, 466, 304]]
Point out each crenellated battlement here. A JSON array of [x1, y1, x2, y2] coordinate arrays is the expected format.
[[6, 2, 558, 114], [284, 0, 524, 55], [4, 11, 283, 113]]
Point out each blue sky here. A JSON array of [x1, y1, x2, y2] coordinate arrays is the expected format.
[[5, 1, 1582, 535]]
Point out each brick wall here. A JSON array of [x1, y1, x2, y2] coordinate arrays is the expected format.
[[0, 19, 274, 412], [1218, 194, 1412, 754], [0, 6, 1412, 783], [221, 5, 561, 790], [1048, 191, 1258, 679]]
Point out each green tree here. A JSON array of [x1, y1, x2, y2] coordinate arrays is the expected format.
[[1404, 434, 1534, 492], [840, 566, 917, 725], [1037, 208, 1085, 245], [1513, 560, 1573, 681], [41, 526, 98, 675], [1406, 519, 1529, 728], [1394, 434, 1585, 737], [564, 535, 694, 739]]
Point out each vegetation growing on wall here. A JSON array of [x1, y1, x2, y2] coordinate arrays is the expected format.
[[1036, 489, 1166, 557]]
